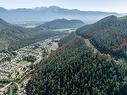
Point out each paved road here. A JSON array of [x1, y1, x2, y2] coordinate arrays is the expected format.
[[0, 82, 13, 92], [14, 82, 21, 95]]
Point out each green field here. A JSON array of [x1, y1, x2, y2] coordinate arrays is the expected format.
[[8, 86, 13, 95], [18, 60, 29, 65], [53, 28, 75, 33]]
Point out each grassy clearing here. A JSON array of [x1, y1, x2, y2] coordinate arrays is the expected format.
[[53, 28, 75, 33], [8, 86, 13, 95], [18, 60, 28, 65]]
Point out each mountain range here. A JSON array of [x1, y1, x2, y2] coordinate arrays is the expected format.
[[0, 6, 124, 24], [0, 18, 84, 51]]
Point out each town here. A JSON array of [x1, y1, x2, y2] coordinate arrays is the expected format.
[[0, 35, 65, 95]]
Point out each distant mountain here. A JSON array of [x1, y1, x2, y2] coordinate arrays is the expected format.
[[0, 7, 6, 11], [76, 15, 127, 60], [0, 6, 123, 24], [36, 19, 85, 29]]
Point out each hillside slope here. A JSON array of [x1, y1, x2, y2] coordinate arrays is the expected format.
[[27, 35, 127, 95], [0, 18, 32, 50], [0, 18, 62, 51], [35, 19, 85, 29], [76, 15, 127, 59]]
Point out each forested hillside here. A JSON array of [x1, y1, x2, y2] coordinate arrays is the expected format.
[[58, 32, 76, 46], [0, 18, 63, 51], [36, 19, 85, 30], [0, 18, 32, 51], [76, 15, 127, 60], [27, 34, 127, 95]]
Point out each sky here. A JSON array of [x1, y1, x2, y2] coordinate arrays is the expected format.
[[0, 0, 127, 13]]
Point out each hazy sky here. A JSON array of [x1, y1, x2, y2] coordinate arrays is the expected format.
[[0, 0, 127, 13]]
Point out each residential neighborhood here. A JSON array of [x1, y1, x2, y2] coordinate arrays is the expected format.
[[0, 35, 65, 94]]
